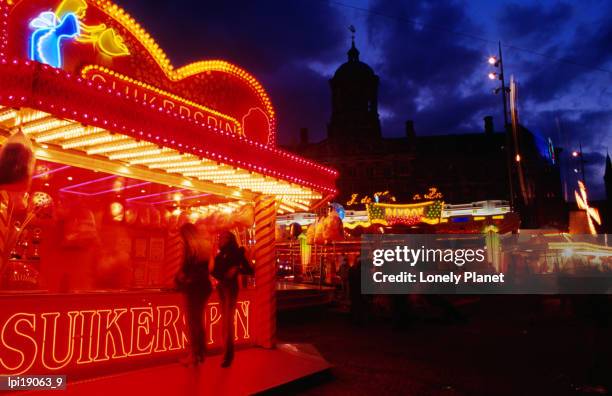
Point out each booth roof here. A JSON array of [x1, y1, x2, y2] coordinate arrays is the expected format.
[[0, 60, 337, 212]]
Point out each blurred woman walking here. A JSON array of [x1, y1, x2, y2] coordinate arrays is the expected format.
[[175, 223, 212, 367], [213, 231, 253, 368]]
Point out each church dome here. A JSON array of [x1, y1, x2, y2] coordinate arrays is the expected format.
[[327, 38, 381, 141], [332, 40, 376, 82]]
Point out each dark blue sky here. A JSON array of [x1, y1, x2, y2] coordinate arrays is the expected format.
[[116, 0, 612, 199]]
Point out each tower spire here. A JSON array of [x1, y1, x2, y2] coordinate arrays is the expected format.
[[347, 25, 359, 62]]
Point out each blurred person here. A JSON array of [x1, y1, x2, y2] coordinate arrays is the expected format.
[[175, 223, 212, 367], [212, 231, 253, 368]]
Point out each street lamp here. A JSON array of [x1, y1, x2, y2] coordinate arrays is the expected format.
[[572, 142, 587, 184], [487, 41, 514, 211]]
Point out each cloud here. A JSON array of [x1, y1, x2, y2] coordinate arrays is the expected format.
[[363, 0, 611, 197], [497, 2, 573, 45], [500, 2, 612, 103], [115, 0, 346, 143], [115, 0, 345, 71], [113, 0, 612, 198], [365, 0, 488, 135]]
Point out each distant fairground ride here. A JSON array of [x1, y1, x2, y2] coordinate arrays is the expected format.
[[277, 199, 520, 238], [275, 200, 520, 285]]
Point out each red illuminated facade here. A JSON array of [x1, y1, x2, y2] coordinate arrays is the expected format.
[[0, 0, 337, 379]]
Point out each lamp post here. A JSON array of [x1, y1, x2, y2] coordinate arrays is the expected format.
[[488, 41, 515, 211], [572, 141, 587, 185]]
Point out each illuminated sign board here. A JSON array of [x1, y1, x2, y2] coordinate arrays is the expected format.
[[367, 201, 443, 226], [82, 66, 243, 135], [0, 293, 252, 376], [5, 0, 275, 144]]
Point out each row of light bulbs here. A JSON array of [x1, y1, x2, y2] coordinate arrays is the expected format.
[[0, 106, 325, 207], [0, 60, 338, 190]]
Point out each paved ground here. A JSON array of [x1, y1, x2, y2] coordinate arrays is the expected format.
[[276, 296, 612, 396], [17, 345, 329, 396]]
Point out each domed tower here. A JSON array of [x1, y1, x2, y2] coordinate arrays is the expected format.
[[328, 35, 381, 141]]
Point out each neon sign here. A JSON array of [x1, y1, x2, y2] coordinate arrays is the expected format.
[[55, 0, 129, 57], [82, 66, 243, 135], [412, 187, 443, 201], [10, 0, 277, 144], [0, 299, 251, 375], [29, 12, 80, 68], [28, 0, 129, 68], [367, 201, 443, 226], [346, 191, 396, 206]]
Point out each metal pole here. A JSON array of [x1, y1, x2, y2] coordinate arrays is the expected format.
[[498, 41, 515, 212], [579, 141, 586, 185]]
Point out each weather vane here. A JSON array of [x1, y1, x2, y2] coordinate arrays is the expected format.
[[348, 25, 356, 41]]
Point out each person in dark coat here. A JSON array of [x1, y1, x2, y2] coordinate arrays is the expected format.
[[212, 231, 254, 367], [175, 223, 212, 367]]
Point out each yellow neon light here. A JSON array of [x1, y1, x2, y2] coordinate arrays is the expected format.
[[164, 165, 220, 173], [0, 108, 324, 203], [15, 110, 49, 125], [0, 108, 17, 123], [149, 161, 205, 170], [81, 65, 242, 134], [108, 147, 168, 160], [548, 242, 612, 254], [62, 133, 127, 149], [56, 0, 130, 57], [87, 141, 153, 155], [344, 221, 374, 229], [21, 118, 71, 134], [36, 125, 102, 143], [373, 201, 435, 209], [86, 0, 275, 135], [132, 155, 187, 166]]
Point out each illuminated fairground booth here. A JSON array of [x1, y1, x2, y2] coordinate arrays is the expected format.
[[0, 0, 337, 378]]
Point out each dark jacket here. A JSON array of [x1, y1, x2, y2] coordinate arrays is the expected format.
[[176, 248, 212, 295], [212, 246, 254, 285]]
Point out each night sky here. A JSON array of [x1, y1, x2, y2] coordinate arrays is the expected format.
[[115, 0, 612, 199]]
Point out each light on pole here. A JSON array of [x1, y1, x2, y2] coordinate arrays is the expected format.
[[572, 142, 587, 185], [487, 41, 514, 211]]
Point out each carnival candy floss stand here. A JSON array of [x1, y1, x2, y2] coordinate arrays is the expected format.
[[0, 0, 337, 379]]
